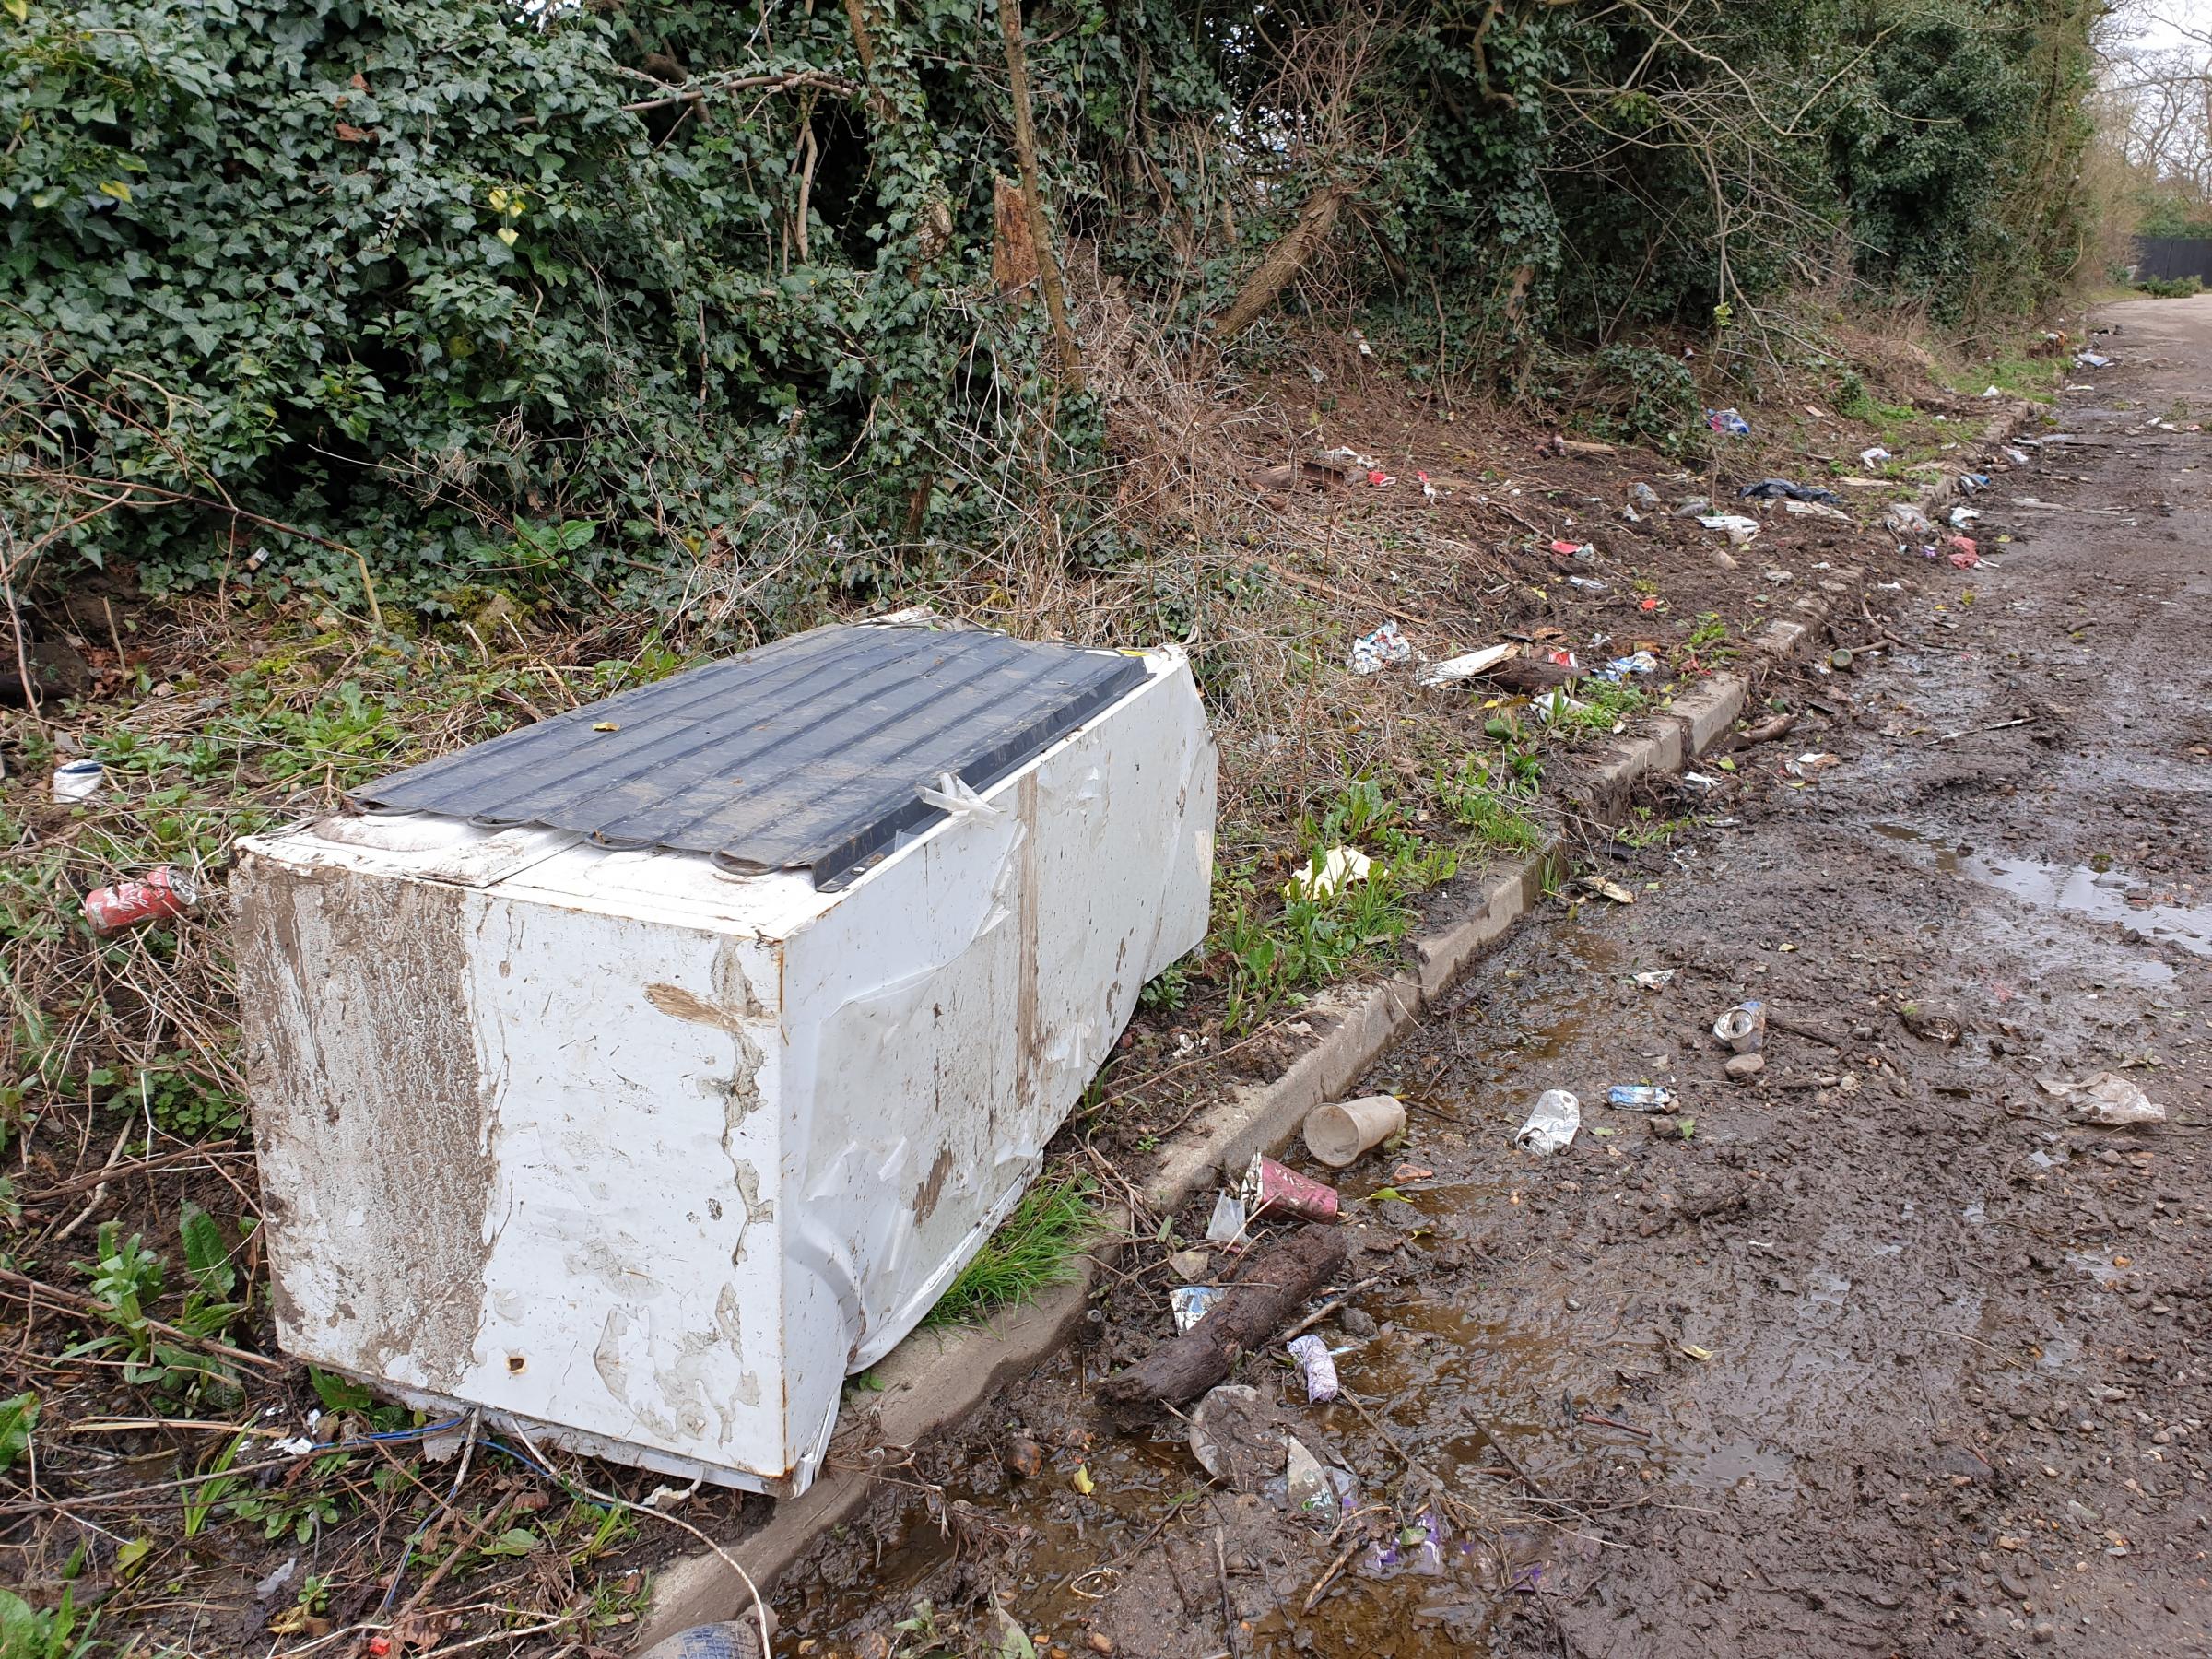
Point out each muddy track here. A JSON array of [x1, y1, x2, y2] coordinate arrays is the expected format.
[[774, 303, 2212, 1659]]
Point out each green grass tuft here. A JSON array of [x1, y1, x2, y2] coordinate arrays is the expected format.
[[924, 1173, 1096, 1328]]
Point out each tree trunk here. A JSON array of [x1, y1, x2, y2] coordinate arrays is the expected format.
[[1211, 186, 1349, 341], [997, 0, 1084, 391], [1097, 1224, 1347, 1425]]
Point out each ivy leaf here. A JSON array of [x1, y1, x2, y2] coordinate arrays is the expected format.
[[98, 181, 132, 203], [496, 227, 518, 247]]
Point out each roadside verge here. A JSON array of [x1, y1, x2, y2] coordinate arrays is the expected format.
[[633, 402, 2040, 1647]]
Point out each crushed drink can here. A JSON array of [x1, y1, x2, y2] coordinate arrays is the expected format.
[[1287, 1334, 1339, 1403], [1241, 1153, 1340, 1223], [1606, 1084, 1677, 1112], [1171, 1286, 1224, 1335], [1712, 1001, 1765, 1053], [84, 865, 199, 934]]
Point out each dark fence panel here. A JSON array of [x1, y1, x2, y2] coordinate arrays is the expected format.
[[2136, 237, 2212, 283]]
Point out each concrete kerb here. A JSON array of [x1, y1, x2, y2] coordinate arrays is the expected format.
[[635, 404, 2042, 1646]]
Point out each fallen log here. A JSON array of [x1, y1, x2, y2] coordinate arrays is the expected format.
[[1098, 1223, 1346, 1425], [1735, 712, 1798, 747], [1479, 658, 1575, 697]]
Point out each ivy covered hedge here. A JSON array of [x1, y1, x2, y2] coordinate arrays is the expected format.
[[0, 0, 2099, 628]]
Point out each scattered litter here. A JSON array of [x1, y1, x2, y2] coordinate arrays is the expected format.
[[1739, 478, 1841, 504], [1169, 1248, 1212, 1281], [1347, 621, 1412, 676], [1350, 328, 1372, 358], [255, 1558, 298, 1600], [1675, 496, 1712, 516], [1242, 1153, 1341, 1223], [1565, 575, 1608, 592], [1594, 651, 1659, 682], [1287, 846, 1371, 900], [1415, 643, 1515, 688], [1304, 1094, 1407, 1169], [1284, 1436, 1336, 1516], [1699, 513, 1761, 545], [1634, 970, 1677, 990], [53, 759, 105, 801], [1705, 407, 1751, 437], [1362, 1507, 1446, 1580], [1606, 1085, 1676, 1112], [1548, 539, 1597, 562], [1171, 1286, 1225, 1334], [1629, 482, 1662, 509], [1534, 688, 1589, 726], [2004, 446, 2030, 466], [2041, 1072, 2167, 1127], [1514, 1089, 1580, 1155], [1366, 469, 1395, 488], [1783, 751, 1841, 778], [1980, 385, 2003, 399], [1949, 505, 1981, 527], [1783, 498, 1853, 523], [1860, 446, 1891, 469], [1680, 771, 1724, 789], [1712, 1001, 1765, 1053], [1957, 472, 1990, 495], [1579, 875, 1636, 904], [1418, 471, 1437, 502], [1205, 1191, 1248, 1245], [84, 866, 200, 935], [2073, 351, 2112, 370], [1317, 446, 1376, 472], [1071, 1463, 1095, 1494], [1286, 1334, 1340, 1403], [1945, 536, 1979, 570], [1884, 502, 1933, 537]]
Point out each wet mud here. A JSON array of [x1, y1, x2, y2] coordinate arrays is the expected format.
[[773, 301, 2212, 1658]]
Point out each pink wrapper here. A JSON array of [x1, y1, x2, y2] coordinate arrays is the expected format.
[[1287, 1334, 1339, 1402]]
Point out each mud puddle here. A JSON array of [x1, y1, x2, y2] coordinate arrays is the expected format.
[[1870, 821, 2212, 957]]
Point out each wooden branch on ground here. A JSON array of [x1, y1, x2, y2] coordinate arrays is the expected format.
[[1097, 1224, 1346, 1424]]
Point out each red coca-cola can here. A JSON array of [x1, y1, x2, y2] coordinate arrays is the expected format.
[[84, 866, 199, 935], [1241, 1152, 1340, 1223]]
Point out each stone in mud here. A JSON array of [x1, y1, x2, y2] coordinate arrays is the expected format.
[[1371, 1197, 1423, 1230], [1725, 1052, 1767, 1080]]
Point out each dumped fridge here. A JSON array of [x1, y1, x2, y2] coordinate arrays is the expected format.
[[232, 620, 1216, 1497]]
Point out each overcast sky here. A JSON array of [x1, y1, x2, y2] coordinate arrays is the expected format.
[[2117, 2, 2212, 56]]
